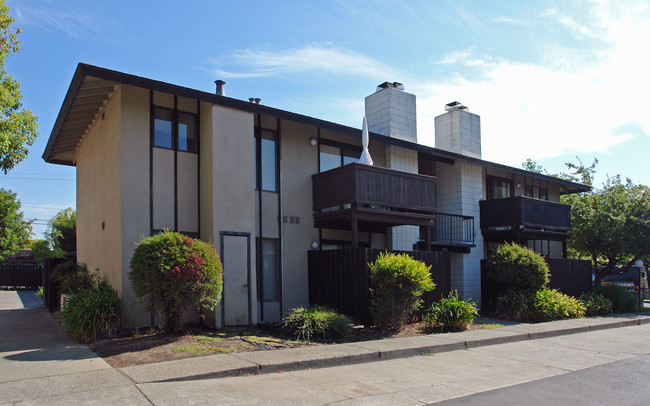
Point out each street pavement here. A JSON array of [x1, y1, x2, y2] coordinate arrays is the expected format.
[[2, 290, 650, 405]]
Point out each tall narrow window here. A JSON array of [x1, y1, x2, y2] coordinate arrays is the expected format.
[[177, 112, 197, 152], [319, 144, 341, 172], [260, 239, 279, 301], [255, 129, 278, 192]]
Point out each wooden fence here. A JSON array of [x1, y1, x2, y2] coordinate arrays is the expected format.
[[481, 258, 592, 314], [308, 249, 450, 325], [0, 264, 43, 289]]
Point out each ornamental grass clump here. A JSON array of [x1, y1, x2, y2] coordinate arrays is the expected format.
[[129, 231, 223, 333], [62, 281, 123, 342], [369, 252, 435, 330], [530, 288, 586, 321], [282, 305, 352, 342], [424, 291, 479, 332]]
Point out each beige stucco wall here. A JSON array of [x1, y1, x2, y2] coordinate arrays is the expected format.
[[208, 104, 257, 326], [76, 86, 123, 292], [278, 120, 320, 314], [119, 85, 151, 325]]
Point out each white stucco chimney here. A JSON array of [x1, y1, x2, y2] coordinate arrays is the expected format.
[[434, 101, 481, 159], [364, 82, 417, 143], [365, 82, 419, 251]]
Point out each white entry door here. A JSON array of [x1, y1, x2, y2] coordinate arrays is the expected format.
[[220, 232, 251, 326]]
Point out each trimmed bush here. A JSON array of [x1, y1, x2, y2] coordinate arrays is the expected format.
[[51, 261, 96, 295], [485, 243, 549, 293], [282, 305, 352, 342], [129, 231, 223, 333], [423, 291, 479, 332], [494, 289, 533, 321], [594, 284, 638, 313], [369, 252, 435, 330], [62, 282, 123, 342], [531, 288, 585, 321], [580, 292, 613, 316]]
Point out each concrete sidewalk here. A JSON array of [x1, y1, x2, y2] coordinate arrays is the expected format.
[[118, 312, 650, 385], [0, 291, 149, 405]]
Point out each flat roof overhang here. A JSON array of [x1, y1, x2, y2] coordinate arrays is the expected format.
[[43, 63, 591, 195]]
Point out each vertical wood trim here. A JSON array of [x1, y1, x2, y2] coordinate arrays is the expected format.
[[196, 100, 201, 238], [173, 96, 178, 232], [149, 90, 154, 236], [277, 117, 284, 316]]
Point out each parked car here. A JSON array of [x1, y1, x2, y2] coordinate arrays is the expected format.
[[601, 266, 648, 297]]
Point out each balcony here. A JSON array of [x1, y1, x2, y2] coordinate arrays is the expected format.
[[479, 196, 572, 242], [312, 163, 436, 246], [415, 213, 475, 253]]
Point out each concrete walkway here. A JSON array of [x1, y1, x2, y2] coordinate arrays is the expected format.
[[118, 312, 650, 384], [0, 291, 149, 405]]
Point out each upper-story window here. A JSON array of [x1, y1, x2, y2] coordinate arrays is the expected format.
[[525, 185, 548, 200], [153, 107, 197, 153], [487, 176, 512, 200], [255, 129, 278, 192], [319, 141, 360, 172]]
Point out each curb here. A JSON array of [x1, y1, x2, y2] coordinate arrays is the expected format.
[[119, 313, 650, 384]]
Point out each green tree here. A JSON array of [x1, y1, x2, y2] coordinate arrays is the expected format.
[[0, 1, 38, 174], [569, 176, 650, 283], [0, 188, 32, 260], [30, 239, 52, 264], [48, 208, 76, 254]]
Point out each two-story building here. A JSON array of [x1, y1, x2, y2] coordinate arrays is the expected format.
[[43, 64, 589, 327]]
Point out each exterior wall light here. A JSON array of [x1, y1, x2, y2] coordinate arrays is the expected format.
[[310, 138, 317, 146], [311, 240, 319, 249]]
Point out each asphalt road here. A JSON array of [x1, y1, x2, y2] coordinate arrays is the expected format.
[[431, 353, 650, 406]]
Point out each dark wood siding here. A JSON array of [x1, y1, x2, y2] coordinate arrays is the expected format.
[[308, 248, 450, 325]]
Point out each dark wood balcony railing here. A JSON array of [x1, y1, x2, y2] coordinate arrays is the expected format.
[[479, 196, 571, 241], [312, 163, 436, 214]]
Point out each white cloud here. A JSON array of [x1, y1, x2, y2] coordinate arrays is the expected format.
[[210, 45, 397, 80], [10, 1, 104, 40]]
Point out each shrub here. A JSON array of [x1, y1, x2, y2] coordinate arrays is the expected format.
[[485, 243, 549, 293], [423, 291, 479, 332], [594, 284, 638, 313], [580, 292, 613, 316], [129, 231, 223, 333], [494, 289, 533, 321], [369, 252, 436, 330], [62, 282, 123, 342], [282, 305, 352, 342], [530, 288, 585, 321], [51, 261, 97, 295]]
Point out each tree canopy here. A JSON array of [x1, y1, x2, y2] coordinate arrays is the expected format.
[[0, 188, 32, 260], [522, 158, 650, 283], [48, 207, 76, 255], [0, 0, 38, 174]]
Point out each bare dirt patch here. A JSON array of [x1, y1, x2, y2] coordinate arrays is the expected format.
[[89, 321, 488, 368]]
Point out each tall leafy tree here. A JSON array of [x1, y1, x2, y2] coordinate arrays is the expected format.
[[0, 188, 32, 260], [48, 208, 76, 254], [0, 0, 38, 174]]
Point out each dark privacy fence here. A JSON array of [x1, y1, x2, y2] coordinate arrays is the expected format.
[[308, 249, 451, 325], [481, 258, 592, 313], [0, 264, 43, 289]]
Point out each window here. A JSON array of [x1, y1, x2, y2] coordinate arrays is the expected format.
[[153, 107, 197, 153], [255, 129, 278, 192], [487, 176, 512, 200], [319, 141, 361, 172], [154, 108, 173, 148], [259, 239, 279, 301], [525, 185, 548, 200]]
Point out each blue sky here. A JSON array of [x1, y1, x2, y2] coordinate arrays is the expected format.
[[3, 0, 650, 238]]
